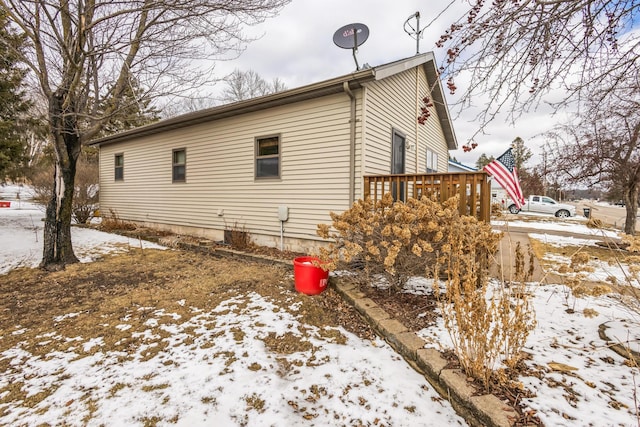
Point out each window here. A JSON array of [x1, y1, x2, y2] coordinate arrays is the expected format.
[[426, 149, 438, 173], [114, 154, 124, 181], [172, 149, 186, 182], [255, 135, 280, 179]]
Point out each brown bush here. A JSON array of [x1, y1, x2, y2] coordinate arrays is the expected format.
[[224, 221, 251, 251], [316, 193, 499, 289], [317, 193, 535, 389], [432, 239, 536, 389], [27, 148, 98, 224], [100, 208, 137, 231]]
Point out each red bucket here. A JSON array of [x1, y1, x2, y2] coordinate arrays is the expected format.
[[293, 256, 329, 295], [0, 201, 10, 208]]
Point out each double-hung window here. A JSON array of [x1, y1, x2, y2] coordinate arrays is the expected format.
[[114, 154, 124, 181], [255, 135, 280, 179], [426, 149, 439, 173], [172, 149, 186, 182]]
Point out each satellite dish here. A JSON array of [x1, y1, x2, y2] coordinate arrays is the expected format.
[[333, 23, 369, 70], [333, 23, 370, 49]]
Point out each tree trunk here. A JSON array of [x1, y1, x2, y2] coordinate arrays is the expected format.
[[40, 92, 81, 270], [623, 183, 638, 236]]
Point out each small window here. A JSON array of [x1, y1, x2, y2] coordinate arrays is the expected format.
[[114, 154, 124, 181], [172, 149, 186, 182], [256, 135, 280, 179], [426, 149, 438, 173]]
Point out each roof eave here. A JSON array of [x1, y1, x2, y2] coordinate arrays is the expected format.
[[90, 68, 376, 146], [422, 58, 458, 151]]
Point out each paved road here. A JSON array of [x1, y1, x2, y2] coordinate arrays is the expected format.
[[570, 201, 639, 233]]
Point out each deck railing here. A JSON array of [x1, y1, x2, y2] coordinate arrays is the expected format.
[[363, 172, 491, 222]]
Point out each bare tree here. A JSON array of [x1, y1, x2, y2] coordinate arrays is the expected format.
[[519, 167, 545, 197], [436, 0, 640, 133], [160, 96, 218, 118], [220, 68, 287, 103], [2, 0, 290, 270], [546, 81, 640, 234]]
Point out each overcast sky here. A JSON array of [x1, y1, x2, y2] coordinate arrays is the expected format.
[[208, 0, 569, 167]]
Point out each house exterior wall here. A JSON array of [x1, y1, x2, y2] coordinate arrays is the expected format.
[[97, 59, 454, 252], [359, 64, 449, 192], [415, 66, 449, 174], [98, 91, 362, 252]]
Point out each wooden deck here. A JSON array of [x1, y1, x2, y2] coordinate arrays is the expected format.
[[363, 172, 491, 222]]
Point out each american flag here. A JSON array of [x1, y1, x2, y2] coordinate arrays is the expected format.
[[484, 148, 525, 209]]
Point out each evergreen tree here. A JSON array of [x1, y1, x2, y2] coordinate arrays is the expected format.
[[97, 76, 161, 137], [475, 153, 494, 170], [0, 10, 31, 181], [511, 137, 532, 171]]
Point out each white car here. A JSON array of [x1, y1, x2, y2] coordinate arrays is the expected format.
[[508, 195, 576, 218]]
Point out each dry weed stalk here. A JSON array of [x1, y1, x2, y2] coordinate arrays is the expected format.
[[100, 209, 137, 231], [224, 220, 251, 251], [432, 224, 536, 389], [562, 222, 640, 312]]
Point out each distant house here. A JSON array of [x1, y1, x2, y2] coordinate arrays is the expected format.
[[447, 159, 509, 207], [90, 53, 458, 253], [447, 159, 477, 173]]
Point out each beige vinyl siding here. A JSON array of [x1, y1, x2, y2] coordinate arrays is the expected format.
[[362, 68, 418, 176], [415, 65, 448, 173], [99, 92, 357, 243], [362, 65, 449, 180]]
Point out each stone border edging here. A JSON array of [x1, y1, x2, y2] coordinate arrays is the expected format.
[[333, 280, 518, 427]]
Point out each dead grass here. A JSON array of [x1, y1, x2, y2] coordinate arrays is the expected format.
[[529, 236, 635, 297], [529, 238, 629, 267], [0, 247, 377, 419]]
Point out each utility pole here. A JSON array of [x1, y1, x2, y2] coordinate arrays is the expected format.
[[542, 149, 548, 196]]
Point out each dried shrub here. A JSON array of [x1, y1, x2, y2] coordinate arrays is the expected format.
[[224, 221, 250, 251], [318, 192, 535, 389], [71, 153, 99, 224], [608, 234, 640, 312], [27, 148, 98, 224], [490, 202, 504, 217], [554, 233, 640, 311], [27, 163, 53, 205], [586, 217, 604, 229], [432, 239, 536, 390], [100, 208, 137, 232], [570, 252, 591, 269], [316, 194, 497, 291]]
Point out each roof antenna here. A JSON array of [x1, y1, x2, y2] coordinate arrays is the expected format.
[[404, 12, 423, 54], [333, 23, 370, 71]]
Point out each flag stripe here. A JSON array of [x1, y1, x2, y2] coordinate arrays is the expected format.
[[483, 148, 525, 209]]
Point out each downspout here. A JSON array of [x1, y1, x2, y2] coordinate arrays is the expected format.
[[343, 82, 356, 206], [414, 66, 420, 172]]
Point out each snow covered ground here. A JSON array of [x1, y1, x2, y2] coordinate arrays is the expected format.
[[0, 184, 165, 274], [2, 183, 639, 426]]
